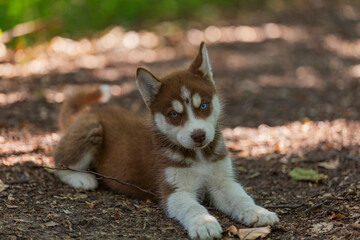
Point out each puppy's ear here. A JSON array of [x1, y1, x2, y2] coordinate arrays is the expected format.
[[136, 67, 162, 108], [189, 42, 214, 84]]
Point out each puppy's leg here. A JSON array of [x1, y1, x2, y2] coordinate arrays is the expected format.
[[54, 114, 102, 190], [166, 191, 222, 240], [209, 157, 279, 226]]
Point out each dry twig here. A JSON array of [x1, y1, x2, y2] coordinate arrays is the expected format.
[[304, 200, 329, 213], [265, 203, 306, 209], [44, 166, 157, 197]]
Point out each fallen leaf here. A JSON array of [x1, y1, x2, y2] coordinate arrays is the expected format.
[[288, 167, 328, 182], [6, 204, 19, 209], [311, 222, 334, 233], [140, 207, 152, 213], [320, 193, 332, 199], [325, 142, 333, 150], [350, 221, 360, 229], [248, 172, 260, 179], [63, 209, 72, 214], [238, 150, 250, 158], [85, 201, 95, 209], [237, 166, 247, 173], [73, 193, 88, 200], [44, 167, 55, 173], [14, 218, 31, 223], [0, 180, 9, 192], [44, 221, 59, 227], [274, 142, 285, 152], [223, 225, 238, 237], [8, 193, 15, 201], [328, 212, 346, 220], [318, 159, 340, 170], [350, 213, 360, 218], [238, 226, 271, 240], [302, 117, 311, 124], [113, 213, 121, 220]]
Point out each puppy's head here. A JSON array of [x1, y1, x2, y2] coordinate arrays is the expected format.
[[136, 42, 221, 150]]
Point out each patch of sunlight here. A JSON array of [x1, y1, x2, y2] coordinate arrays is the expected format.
[[93, 67, 123, 81], [139, 31, 159, 49], [0, 23, 311, 79], [0, 42, 7, 60], [111, 82, 136, 96], [11, 20, 39, 38], [1, 154, 53, 167], [234, 25, 264, 43], [263, 23, 282, 39], [76, 54, 107, 69], [45, 89, 65, 103], [324, 35, 360, 58], [222, 119, 360, 159], [187, 28, 205, 45], [348, 64, 360, 78], [123, 31, 140, 49], [0, 91, 29, 106], [50, 36, 94, 57], [187, 24, 309, 46], [0, 132, 58, 166], [0, 63, 20, 78], [96, 27, 124, 51], [204, 26, 222, 43]]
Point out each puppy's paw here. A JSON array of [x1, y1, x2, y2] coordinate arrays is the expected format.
[[239, 206, 279, 227], [59, 172, 98, 190], [188, 214, 222, 240]]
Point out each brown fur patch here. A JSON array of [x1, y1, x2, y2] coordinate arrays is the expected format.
[[54, 112, 103, 167], [58, 85, 104, 130], [201, 128, 228, 161]]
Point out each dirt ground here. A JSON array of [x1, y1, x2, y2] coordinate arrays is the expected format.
[[1, 0, 360, 239]]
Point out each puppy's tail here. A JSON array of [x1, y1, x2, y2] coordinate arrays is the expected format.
[[58, 85, 111, 130]]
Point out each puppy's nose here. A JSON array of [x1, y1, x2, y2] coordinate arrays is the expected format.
[[191, 130, 206, 143]]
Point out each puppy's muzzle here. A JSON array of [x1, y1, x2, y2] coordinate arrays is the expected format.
[[191, 130, 206, 146]]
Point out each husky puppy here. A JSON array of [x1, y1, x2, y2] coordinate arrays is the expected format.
[[54, 42, 279, 239]]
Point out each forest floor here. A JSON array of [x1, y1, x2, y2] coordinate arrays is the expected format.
[[1, 0, 360, 239]]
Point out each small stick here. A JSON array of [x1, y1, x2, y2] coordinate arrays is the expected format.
[[265, 203, 306, 209], [44, 166, 157, 197], [6, 178, 31, 184], [343, 154, 360, 162], [304, 200, 329, 213]]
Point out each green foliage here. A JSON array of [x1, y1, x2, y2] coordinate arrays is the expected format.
[[1, 0, 295, 47], [288, 167, 328, 182], [0, 0, 240, 40]]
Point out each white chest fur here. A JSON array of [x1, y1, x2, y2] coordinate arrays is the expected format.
[[165, 151, 234, 193]]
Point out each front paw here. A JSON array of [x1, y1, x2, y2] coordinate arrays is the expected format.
[[238, 206, 279, 227], [188, 214, 222, 240]]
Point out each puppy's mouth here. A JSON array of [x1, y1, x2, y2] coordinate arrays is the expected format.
[[191, 141, 209, 150], [194, 142, 205, 148]]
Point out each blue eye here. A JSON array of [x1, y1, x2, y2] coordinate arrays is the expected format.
[[171, 112, 179, 118], [200, 103, 208, 110]]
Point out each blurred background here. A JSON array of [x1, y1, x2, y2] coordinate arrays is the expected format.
[[1, 0, 298, 47], [1, 0, 360, 125]]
